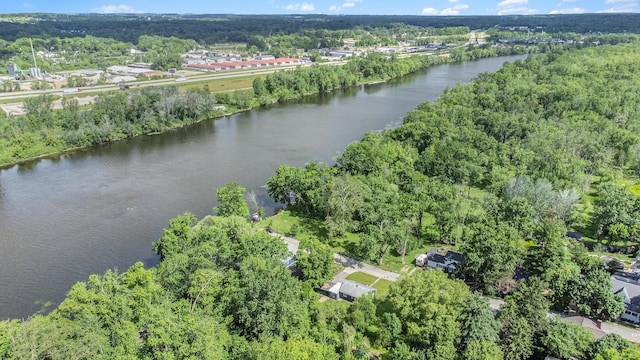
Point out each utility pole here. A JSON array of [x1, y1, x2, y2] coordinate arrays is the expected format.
[[29, 37, 40, 79]]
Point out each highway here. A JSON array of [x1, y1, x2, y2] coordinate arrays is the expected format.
[[0, 62, 324, 102]]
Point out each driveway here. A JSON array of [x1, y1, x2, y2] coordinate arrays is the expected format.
[[273, 232, 640, 343], [274, 232, 400, 282], [333, 253, 401, 282]]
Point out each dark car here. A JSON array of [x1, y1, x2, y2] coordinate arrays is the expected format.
[[265, 226, 273, 233]]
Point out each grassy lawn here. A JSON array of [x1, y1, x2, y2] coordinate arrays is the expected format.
[[181, 74, 263, 93], [346, 272, 378, 286], [257, 210, 328, 243], [586, 249, 636, 266], [372, 279, 394, 298]]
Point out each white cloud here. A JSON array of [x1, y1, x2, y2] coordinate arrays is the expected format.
[[421, 7, 438, 14], [448, 0, 460, 2], [498, 6, 538, 14], [93, 4, 139, 13], [330, 0, 361, 12], [550, 7, 586, 13], [440, 7, 460, 15], [301, 3, 315, 10], [22, 1, 32, 8], [286, 2, 316, 11], [605, 0, 635, 3], [440, 4, 469, 15], [422, 3, 468, 15], [498, 0, 528, 6], [496, 0, 538, 15]]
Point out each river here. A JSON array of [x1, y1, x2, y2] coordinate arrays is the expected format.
[[0, 55, 526, 319]]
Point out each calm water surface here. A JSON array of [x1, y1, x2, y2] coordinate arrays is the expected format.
[[0, 55, 526, 319]]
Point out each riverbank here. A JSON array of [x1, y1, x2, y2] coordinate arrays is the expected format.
[[0, 47, 535, 169]]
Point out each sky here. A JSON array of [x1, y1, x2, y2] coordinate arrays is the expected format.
[[3, 0, 639, 16]]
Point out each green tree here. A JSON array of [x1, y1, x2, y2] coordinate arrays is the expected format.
[[592, 182, 639, 243], [214, 182, 250, 218], [500, 317, 533, 360], [460, 219, 521, 292], [357, 175, 404, 265], [457, 293, 500, 350], [566, 267, 625, 320], [501, 277, 551, 335], [325, 174, 367, 238], [221, 255, 311, 340], [295, 238, 334, 288], [542, 319, 595, 359], [255, 337, 339, 360], [593, 347, 640, 360], [590, 334, 632, 358], [463, 340, 503, 360], [152, 212, 198, 261], [387, 269, 470, 360]]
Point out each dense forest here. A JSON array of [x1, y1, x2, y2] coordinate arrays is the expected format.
[[2, 13, 640, 44], [3, 40, 640, 359]]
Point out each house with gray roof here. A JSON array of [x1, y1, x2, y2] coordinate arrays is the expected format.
[[318, 280, 377, 302], [338, 280, 376, 302], [611, 274, 640, 323], [423, 248, 464, 273]]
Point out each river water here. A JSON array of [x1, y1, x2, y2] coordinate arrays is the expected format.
[[0, 55, 526, 319]]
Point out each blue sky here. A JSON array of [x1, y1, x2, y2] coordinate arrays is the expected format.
[[4, 0, 639, 15]]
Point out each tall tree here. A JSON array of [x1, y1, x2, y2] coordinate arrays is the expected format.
[[325, 174, 367, 238], [387, 269, 470, 360], [214, 182, 250, 218], [295, 238, 334, 288], [542, 319, 595, 360], [566, 267, 625, 320], [358, 176, 403, 265], [460, 219, 521, 292], [592, 182, 640, 243], [457, 293, 501, 350]]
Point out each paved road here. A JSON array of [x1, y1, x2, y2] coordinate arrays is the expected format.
[[0, 61, 338, 102], [487, 298, 640, 343], [274, 232, 400, 282], [333, 253, 401, 282]]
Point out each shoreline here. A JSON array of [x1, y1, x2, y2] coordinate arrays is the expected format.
[[0, 52, 519, 170]]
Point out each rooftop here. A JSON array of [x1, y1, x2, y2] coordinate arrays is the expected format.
[[340, 280, 376, 299]]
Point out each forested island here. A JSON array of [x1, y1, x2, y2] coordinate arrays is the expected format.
[[3, 30, 640, 359]]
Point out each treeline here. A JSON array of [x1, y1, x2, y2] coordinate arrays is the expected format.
[[253, 53, 444, 103], [2, 13, 640, 44], [0, 86, 225, 165], [1, 208, 638, 359], [254, 44, 541, 104]]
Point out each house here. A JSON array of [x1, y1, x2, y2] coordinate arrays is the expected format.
[[611, 274, 640, 323], [318, 280, 376, 301], [338, 280, 376, 302], [422, 248, 464, 273]]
